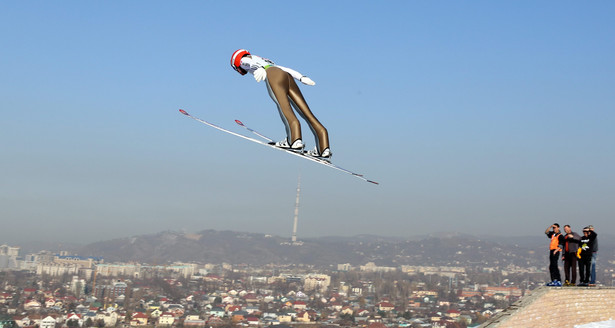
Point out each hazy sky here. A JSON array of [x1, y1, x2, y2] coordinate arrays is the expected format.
[[1, 1, 613, 244]]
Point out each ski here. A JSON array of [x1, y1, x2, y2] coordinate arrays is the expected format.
[[179, 109, 378, 185], [235, 119, 274, 143], [235, 119, 379, 185], [235, 119, 356, 175]]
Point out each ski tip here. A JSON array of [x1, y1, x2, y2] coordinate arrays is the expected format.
[[368, 180, 380, 185], [235, 119, 244, 126], [179, 109, 189, 115]]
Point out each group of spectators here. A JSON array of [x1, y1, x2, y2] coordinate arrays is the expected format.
[[545, 223, 598, 286]]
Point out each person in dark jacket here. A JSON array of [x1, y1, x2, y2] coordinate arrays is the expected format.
[[589, 225, 598, 286], [562, 225, 581, 286], [578, 226, 597, 286]]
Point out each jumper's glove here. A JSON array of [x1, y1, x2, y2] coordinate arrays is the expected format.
[[577, 248, 582, 259], [300, 76, 315, 86], [254, 67, 267, 82]]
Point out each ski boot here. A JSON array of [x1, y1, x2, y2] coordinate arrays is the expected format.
[[270, 138, 304, 152], [306, 147, 332, 161]]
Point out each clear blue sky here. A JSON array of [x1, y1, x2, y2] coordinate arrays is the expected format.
[[1, 1, 613, 244]]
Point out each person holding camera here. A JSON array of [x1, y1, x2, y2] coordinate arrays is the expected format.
[[578, 226, 597, 286], [562, 224, 581, 286]]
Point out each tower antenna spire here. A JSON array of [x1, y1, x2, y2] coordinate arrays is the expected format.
[[291, 175, 301, 244]]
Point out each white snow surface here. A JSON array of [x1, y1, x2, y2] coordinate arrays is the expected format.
[[575, 320, 615, 328]]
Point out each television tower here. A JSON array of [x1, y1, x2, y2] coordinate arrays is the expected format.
[[291, 175, 303, 245]]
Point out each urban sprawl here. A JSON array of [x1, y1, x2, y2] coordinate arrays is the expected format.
[[1, 244, 613, 328]]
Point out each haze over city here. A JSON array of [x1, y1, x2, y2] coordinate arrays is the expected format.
[[1, 1, 613, 244]]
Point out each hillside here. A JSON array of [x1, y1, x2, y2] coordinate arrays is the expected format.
[[76, 229, 555, 267]]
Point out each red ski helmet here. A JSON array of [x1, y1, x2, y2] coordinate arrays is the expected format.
[[231, 49, 250, 75]]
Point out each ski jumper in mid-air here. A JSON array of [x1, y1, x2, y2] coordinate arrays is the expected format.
[[230, 49, 331, 159]]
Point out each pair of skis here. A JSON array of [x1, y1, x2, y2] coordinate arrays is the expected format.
[[178, 109, 378, 185]]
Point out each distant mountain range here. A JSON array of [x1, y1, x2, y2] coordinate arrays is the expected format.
[[17, 229, 613, 268], [75, 230, 547, 267]]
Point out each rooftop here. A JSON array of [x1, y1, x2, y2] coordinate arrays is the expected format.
[[481, 286, 615, 328]]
